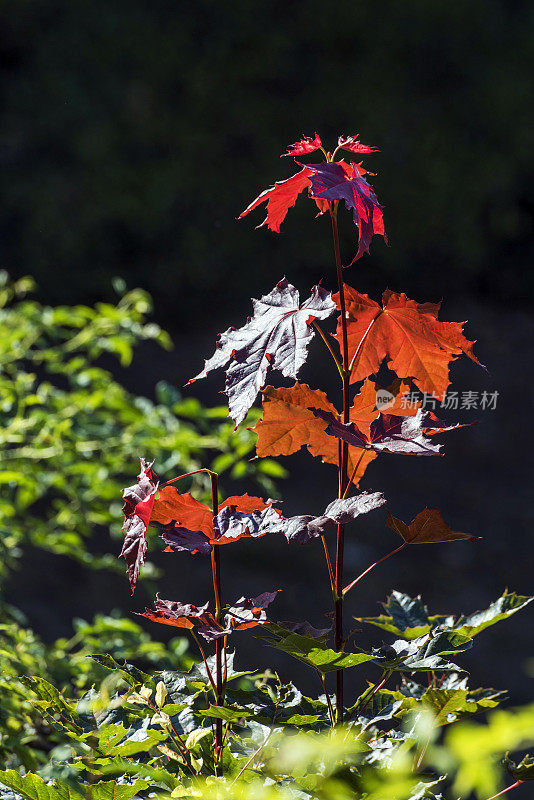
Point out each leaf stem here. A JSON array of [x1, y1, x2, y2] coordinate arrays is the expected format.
[[312, 320, 344, 380], [163, 468, 215, 486], [346, 670, 392, 725], [342, 542, 407, 597], [330, 203, 350, 725], [321, 535, 336, 597], [320, 673, 336, 727], [484, 781, 523, 800], [190, 631, 217, 695], [342, 450, 367, 499]]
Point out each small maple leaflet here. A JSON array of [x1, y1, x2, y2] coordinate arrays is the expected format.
[[337, 134, 380, 154], [281, 133, 323, 158], [386, 509, 479, 545], [334, 286, 482, 397]]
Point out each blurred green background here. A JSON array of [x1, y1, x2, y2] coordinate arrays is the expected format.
[[1, 0, 533, 713]]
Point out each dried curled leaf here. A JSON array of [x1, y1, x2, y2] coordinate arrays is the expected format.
[[120, 458, 158, 594], [190, 278, 336, 425], [225, 591, 280, 631], [335, 286, 481, 396], [387, 508, 479, 544], [139, 591, 279, 641]]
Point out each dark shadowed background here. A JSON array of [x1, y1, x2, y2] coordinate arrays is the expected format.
[[2, 1, 533, 703]]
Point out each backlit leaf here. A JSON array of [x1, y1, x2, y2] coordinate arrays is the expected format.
[[281, 133, 323, 158], [253, 378, 418, 485], [190, 278, 336, 424], [312, 407, 458, 456], [307, 161, 386, 262], [386, 508, 478, 544], [335, 286, 481, 396]]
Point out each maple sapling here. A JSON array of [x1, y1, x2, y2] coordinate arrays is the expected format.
[[119, 131, 486, 747]]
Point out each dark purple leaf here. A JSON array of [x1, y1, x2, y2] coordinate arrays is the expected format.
[[225, 591, 280, 631], [280, 621, 331, 638], [306, 161, 386, 263], [215, 504, 283, 542], [189, 278, 336, 425], [281, 492, 386, 544], [161, 525, 212, 556], [120, 458, 158, 594], [311, 408, 452, 456]]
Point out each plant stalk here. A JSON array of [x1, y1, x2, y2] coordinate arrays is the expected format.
[[209, 472, 224, 761], [330, 204, 350, 724]]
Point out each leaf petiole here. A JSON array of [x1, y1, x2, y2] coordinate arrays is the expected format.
[[342, 542, 407, 597], [312, 320, 344, 380]]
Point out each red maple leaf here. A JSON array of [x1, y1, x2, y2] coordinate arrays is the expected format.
[[238, 167, 315, 233], [239, 133, 381, 257], [337, 134, 380, 154], [253, 378, 419, 486], [334, 286, 481, 397], [150, 488, 279, 553], [281, 133, 323, 158]]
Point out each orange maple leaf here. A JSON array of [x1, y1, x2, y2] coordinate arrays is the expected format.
[[151, 489, 271, 539], [334, 287, 481, 397], [253, 379, 418, 486]]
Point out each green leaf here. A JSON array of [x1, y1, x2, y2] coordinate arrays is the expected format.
[[89, 654, 154, 689], [198, 704, 254, 722], [267, 631, 374, 673], [0, 772, 148, 800], [369, 631, 472, 672], [357, 591, 450, 640], [453, 591, 533, 637], [504, 753, 534, 781]]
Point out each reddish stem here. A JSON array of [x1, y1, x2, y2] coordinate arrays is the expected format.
[[485, 781, 523, 800], [342, 542, 407, 596], [330, 205, 350, 724], [347, 670, 392, 723], [209, 472, 224, 762], [163, 468, 212, 485]]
